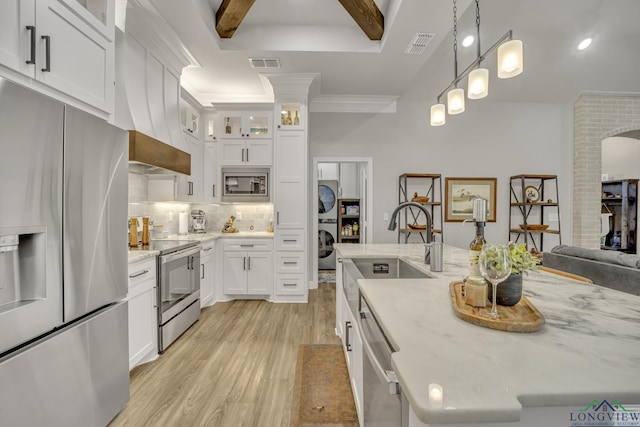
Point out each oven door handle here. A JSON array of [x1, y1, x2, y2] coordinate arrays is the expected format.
[[159, 246, 201, 265]]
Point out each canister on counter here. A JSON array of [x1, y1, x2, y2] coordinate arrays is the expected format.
[[464, 276, 488, 307]]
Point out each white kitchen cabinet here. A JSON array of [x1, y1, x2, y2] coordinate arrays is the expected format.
[[127, 257, 158, 370], [318, 163, 339, 180], [0, 0, 115, 113], [203, 112, 218, 141], [219, 139, 272, 166], [275, 101, 305, 130], [202, 142, 218, 203], [180, 100, 199, 137], [274, 131, 306, 228], [200, 240, 215, 308], [222, 239, 273, 296], [219, 111, 272, 139], [175, 135, 203, 202], [339, 163, 358, 198], [146, 136, 204, 203]]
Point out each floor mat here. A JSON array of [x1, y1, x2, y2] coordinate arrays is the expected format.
[[318, 270, 336, 284], [291, 344, 358, 427]]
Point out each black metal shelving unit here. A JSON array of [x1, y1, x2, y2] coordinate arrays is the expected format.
[[398, 173, 443, 244], [509, 174, 561, 252], [601, 179, 637, 253]]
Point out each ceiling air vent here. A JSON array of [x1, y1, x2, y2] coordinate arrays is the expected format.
[[248, 58, 280, 68], [405, 32, 435, 54]]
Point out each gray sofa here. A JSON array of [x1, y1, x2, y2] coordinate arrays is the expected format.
[[543, 245, 640, 295]]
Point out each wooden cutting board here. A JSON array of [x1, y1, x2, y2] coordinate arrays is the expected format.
[[449, 281, 545, 332]]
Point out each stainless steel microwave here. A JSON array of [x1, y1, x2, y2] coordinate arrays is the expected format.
[[221, 169, 269, 202]]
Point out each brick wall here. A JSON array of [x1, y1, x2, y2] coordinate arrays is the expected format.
[[573, 94, 640, 249]]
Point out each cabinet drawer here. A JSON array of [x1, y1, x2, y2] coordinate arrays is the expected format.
[[128, 258, 156, 289], [275, 230, 305, 251], [275, 274, 305, 296], [223, 239, 273, 251], [275, 253, 304, 273], [200, 240, 216, 262]]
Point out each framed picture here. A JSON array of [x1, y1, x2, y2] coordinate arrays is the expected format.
[[445, 177, 497, 222]]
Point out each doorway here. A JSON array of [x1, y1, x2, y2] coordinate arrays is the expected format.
[[311, 157, 373, 288]]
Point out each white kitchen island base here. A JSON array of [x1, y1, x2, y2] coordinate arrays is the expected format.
[[335, 243, 640, 426]]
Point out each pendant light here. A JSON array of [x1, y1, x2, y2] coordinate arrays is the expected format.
[[497, 39, 523, 78], [429, 0, 524, 126], [447, 88, 465, 114], [430, 103, 446, 126], [446, 0, 465, 115], [467, 0, 488, 99]]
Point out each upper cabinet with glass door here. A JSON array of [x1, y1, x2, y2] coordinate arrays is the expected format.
[[180, 101, 199, 138], [219, 112, 272, 139], [276, 101, 305, 130]]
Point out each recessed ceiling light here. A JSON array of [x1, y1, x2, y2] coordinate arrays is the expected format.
[[462, 35, 475, 47], [578, 38, 592, 50]]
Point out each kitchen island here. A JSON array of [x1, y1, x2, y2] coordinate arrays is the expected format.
[[334, 243, 640, 426]]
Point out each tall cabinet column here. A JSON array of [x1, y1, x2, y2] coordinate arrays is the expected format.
[[268, 74, 318, 303]]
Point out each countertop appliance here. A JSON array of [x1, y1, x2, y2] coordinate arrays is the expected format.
[[191, 209, 207, 233], [222, 168, 269, 202], [156, 240, 200, 353], [359, 295, 405, 427], [0, 77, 129, 426]]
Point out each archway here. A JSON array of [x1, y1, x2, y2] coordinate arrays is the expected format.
[[573, 94, 640, 249]]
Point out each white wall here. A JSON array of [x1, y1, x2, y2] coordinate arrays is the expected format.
[[602, 136, 640, 180], [309, 98, 573, 249]]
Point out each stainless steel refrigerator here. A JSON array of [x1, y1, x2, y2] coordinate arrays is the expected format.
[[0, 77, 129, 426]]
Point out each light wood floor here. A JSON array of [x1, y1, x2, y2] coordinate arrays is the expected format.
[[110, 282, 341, 427]]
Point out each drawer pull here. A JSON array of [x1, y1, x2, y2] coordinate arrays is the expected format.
[[283, 261, 297, 265], [283, 283, 297, 287], [203, 247, 213, 251], [240, 244, 255, 248], [41, 35, 51, 72], [129, 269, 150, 279], [283, 239, 298, 243]]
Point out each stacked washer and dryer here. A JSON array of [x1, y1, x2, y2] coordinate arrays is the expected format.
[[318, 180, 339, 269]]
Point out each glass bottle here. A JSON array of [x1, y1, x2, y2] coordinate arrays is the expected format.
[[286, 111, 293, 125], [225, 117, 231, 134], [469, 222, 486, 276], [294, 111, 300, 126]]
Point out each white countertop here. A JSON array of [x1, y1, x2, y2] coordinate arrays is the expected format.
[[335, 243, 640, 424], [127, 231, 274, 263]]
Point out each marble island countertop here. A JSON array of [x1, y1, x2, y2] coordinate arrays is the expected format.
[[128, 231, 274, 263], [334, 243, 640, 425]]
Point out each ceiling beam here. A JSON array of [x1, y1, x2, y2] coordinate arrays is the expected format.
[[338, 0, 384, 40], [215, 0, 256, 39]]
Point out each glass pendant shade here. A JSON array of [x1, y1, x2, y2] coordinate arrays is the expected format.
[[468, 68, 489, 99], [430, 104, 446, 126], [447, 88, 465, 114], [497, 39, 523, 78]]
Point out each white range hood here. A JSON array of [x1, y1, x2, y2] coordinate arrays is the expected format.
[[113, 0, 197, 174]]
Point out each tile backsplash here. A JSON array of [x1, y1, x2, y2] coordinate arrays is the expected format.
[[128, 170, 274, 235]]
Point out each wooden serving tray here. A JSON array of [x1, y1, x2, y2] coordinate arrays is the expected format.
[[519, 224, 549, 231], [449, 281, 545, 332]]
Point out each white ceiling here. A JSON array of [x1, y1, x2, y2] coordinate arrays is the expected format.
[[146, 0, 640, 107]]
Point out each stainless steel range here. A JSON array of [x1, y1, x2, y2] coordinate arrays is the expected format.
[[154, 240, 200, 353]]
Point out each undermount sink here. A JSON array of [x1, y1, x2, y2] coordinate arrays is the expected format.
[[350, 257, 434, 280]]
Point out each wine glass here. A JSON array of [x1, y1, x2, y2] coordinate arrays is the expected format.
[[479, 244, 512, 319]]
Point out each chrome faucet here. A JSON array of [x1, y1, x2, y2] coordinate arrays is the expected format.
[[387, 202, 433, 264]]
